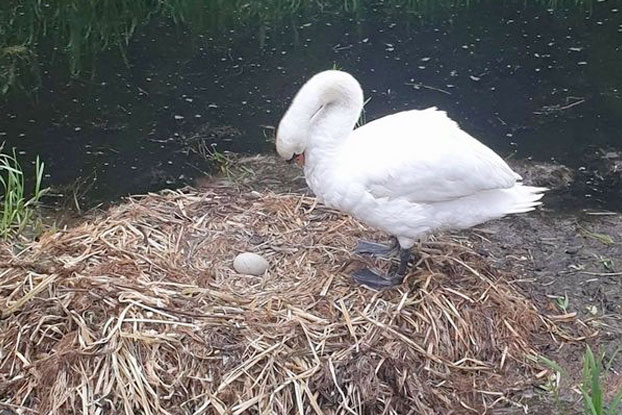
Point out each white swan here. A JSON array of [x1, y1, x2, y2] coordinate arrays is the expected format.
[[276, 70, 546, 288]]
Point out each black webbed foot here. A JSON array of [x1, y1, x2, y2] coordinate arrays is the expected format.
[[353, 268, 404, 289], [355, 237, 398, 257], [352, 248, 413, 289]]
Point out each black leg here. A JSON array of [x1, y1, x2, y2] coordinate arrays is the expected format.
[[352, 247, 413, 289], [395, 248, 411, 276]]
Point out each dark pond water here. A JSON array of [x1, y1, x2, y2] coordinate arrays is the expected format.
[[2, 1, 622, 211]]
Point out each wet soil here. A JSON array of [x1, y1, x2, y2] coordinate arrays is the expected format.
[[479, 210, 622, 414]]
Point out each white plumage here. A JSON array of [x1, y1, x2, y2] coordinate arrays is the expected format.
[[276, 70, 546, 288]]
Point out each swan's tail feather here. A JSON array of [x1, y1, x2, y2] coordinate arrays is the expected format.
[[503, 185, 548, 215], [401, 184, 547, 235]]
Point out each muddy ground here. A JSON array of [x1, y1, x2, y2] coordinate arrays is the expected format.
[[478, 209, 622, 414]]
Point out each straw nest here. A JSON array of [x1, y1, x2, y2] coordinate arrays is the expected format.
[[0, 156, 588, 414]]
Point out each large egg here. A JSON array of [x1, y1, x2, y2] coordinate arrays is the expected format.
[[233, 252, 269, 275]]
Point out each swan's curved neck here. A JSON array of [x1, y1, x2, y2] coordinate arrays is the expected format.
[[282, 71, 364, 152]]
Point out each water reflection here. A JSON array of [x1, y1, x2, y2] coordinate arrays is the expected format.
[[1, 0, 621, 210]]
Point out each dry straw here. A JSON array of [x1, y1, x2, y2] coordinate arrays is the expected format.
[[0, 155, 591, 414]]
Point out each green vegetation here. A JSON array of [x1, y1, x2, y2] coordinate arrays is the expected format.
[[536, 354, 566, 413], [533, 346, 622, 415], [578, 225, 618, 245], [202, 143, 234, 177], [199, 143, 254, 183], [0, 0, 603, 96], [0, 144, 47, 238], [0, 44, 39, 94], [581, 346, 622, 415], [555, 292, 570, 313], [0, 0, 330, 95]]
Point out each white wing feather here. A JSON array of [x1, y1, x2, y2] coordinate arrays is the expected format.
[[336, 107, 521, 203]]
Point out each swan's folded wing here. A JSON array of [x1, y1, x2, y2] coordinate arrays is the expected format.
[[344, 108, 520, 203]]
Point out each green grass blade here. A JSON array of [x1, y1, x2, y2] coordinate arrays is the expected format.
[[581, 346, 604, 415], [0, 146, 46, 238], [608, 391, 622, 415]]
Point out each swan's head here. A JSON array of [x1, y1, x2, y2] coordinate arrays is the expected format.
[[276, 70, 364, 167], [275, 116, 307, 165]]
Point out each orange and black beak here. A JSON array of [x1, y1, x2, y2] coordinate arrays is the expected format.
[[287, 153, 305, 168]]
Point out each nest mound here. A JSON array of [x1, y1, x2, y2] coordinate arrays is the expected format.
[[0, 167, 584, 414]]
